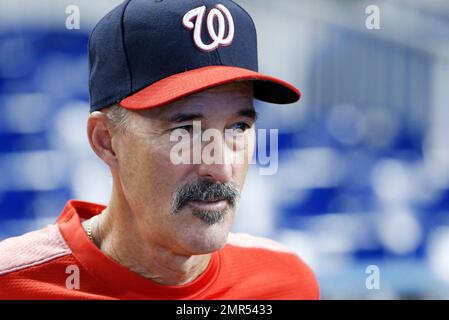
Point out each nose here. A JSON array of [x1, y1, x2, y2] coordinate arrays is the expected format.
[[195, 141, 233, 183]]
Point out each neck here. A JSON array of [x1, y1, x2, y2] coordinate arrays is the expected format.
[[82, 192, 212, 286]]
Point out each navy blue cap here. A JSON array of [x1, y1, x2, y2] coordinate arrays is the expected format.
[[88, 0, 301, 112]]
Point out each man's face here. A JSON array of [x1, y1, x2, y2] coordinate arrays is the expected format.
[[111, 82, 256, 255]]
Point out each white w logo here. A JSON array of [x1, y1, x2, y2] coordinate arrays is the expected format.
[[182, 4, 235, 52]]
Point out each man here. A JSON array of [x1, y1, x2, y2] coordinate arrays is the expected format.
[[0, 0, 319, 299]]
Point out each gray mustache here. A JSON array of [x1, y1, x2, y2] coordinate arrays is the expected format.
[[172, 179, 240, 213]]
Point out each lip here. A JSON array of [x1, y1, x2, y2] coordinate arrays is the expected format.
[[187, 200, 228, 211]]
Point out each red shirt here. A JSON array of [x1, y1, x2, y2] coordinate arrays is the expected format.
[[0, 200, 319, 300]]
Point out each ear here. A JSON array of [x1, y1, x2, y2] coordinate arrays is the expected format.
[[87, 111, 118, 169]]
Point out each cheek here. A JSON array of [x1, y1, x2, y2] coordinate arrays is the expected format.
[[117, 136, 191, 211]]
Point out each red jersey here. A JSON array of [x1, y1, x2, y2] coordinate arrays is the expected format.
[[0, 200, 319, 300]]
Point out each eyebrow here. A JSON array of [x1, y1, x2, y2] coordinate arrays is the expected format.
[[168, 108, 258, 123], [169, 112, 204, 123], [237, 108, 259, 122]]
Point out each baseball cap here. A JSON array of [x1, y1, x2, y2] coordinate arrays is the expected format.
[[88, 0, 301, 113]]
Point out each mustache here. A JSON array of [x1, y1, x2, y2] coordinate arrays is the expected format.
[[171, 179, 240, 214]]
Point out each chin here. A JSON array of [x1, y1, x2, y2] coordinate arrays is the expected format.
[[182, 222, 231, 255], [172, 206, 236, 255]]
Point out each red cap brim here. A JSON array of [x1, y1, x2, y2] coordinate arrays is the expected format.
[[119, 66, 301, 110]]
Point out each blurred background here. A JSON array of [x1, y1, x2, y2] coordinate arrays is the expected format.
[[0, 0, 448, 299]]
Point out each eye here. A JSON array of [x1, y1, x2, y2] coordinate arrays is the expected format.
[[170, 124, 193, 133], [230, 122, 251, 134]]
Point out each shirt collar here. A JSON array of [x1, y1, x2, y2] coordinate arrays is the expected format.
[[57, 200, 221, 299]]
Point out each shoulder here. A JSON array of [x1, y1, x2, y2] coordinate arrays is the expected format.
[[222, 233, 320, 299], [224, 233, 314, 274], [226, 232, 295, 254], [0, 224, 71, 276]]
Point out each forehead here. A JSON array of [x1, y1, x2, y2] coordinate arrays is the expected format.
[[137, 82, 254, 120]]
